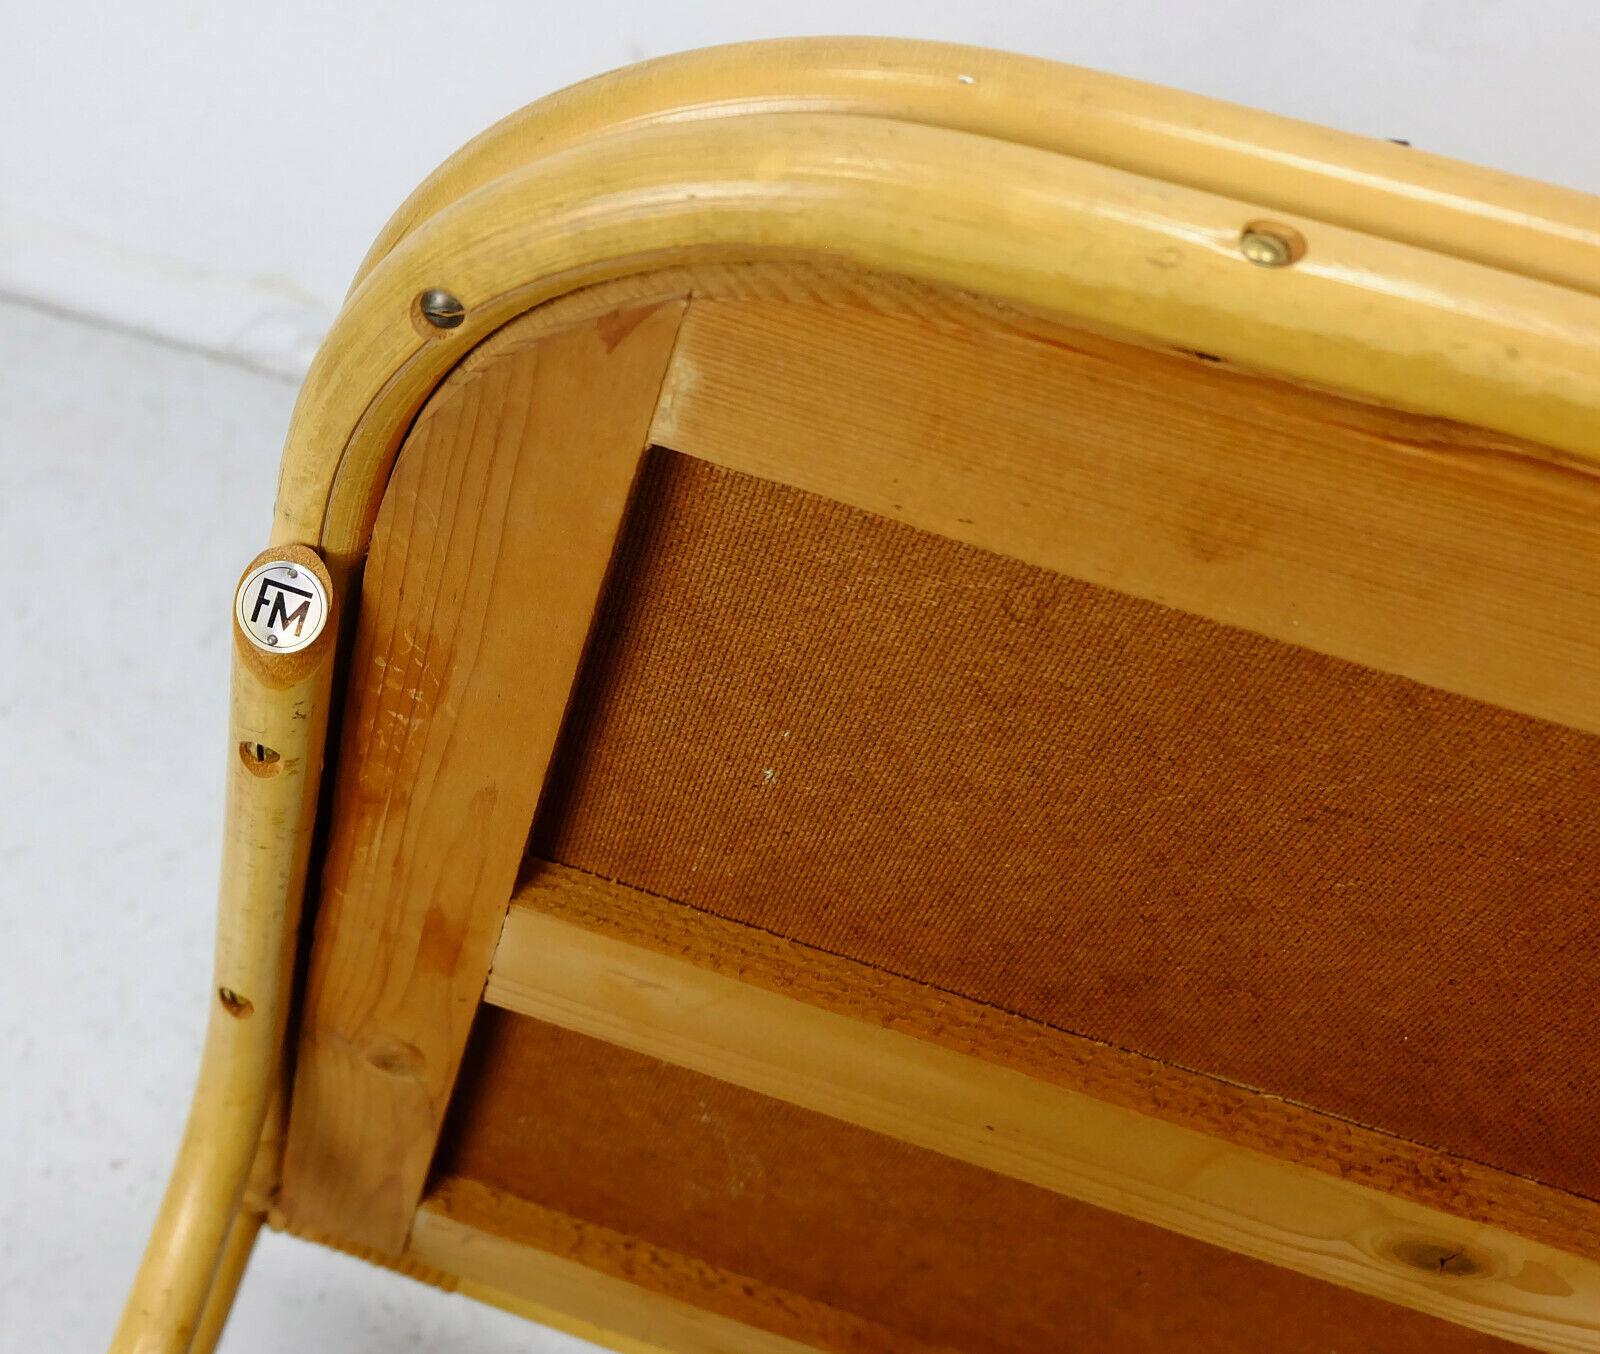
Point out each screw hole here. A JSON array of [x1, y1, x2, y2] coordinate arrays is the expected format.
[[238, 741, 282, 778], [218, 988, 254, 1018]]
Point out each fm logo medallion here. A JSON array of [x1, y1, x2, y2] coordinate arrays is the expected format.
[[235, 559, 329, 654]]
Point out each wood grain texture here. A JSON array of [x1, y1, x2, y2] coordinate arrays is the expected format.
[[138, 39, 1600, 1349], [486, 890, 1600, 1354], [272, 117, 1600, 573], [276, 301, 684, 1252], [653, 288, 1600, 735], [357, 39, 1600, 300], [444, 1013, 1537, 1354], [414, 1177, 937, 1354], [508, 861, 1600, 1267]]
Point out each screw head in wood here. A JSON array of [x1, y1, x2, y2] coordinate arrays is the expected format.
[[1239, 223, 1304, 268], [236, 558, 329, 655], [417, 288, 466, 329]]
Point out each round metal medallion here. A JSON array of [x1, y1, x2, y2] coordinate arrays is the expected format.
[[235, 559, 329, 654]]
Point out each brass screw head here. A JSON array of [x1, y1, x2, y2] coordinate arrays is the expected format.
[[1240, 230, 1292, 267], [418, 288, 466, 329], [1239, 224, 1303, 268]]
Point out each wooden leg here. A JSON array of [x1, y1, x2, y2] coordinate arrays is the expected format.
[[111, 547, 337, 1353], [186, 1210, 264, 1354]]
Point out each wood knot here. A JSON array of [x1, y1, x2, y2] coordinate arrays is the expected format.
[[1384, 1236, 1492, 1279], [365, 1037, 427, 1079]]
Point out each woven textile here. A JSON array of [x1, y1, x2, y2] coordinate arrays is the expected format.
[[532, 448, 1600, 1196]]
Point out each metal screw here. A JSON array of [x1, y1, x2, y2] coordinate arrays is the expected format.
[[1240, 227, 1299, 268], [265, 633, 279, 646], [285, 566, 298, 579], [418, 288, 466, 329]]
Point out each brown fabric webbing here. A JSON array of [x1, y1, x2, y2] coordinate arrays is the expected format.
[[441, 1012, 1520, 1353], [530, 448, 1600, 1197]]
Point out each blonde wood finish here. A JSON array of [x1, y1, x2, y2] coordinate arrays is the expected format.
[[650, 281, 1600, 736], [272, 116, 1600, 577], [185, 1211, 261, 1354], [264, 1212, 462, 1291], [358, 39, 1600, 299], [117, 38, 1600, 1354], [453, 1280, 685, 1354], [486, 900, 1600, 1354], [509, 861, 1600, 1267], [276, 302, 685, 1253], [111, 545, 337, 1354], [411, 1178, 891, 1354]]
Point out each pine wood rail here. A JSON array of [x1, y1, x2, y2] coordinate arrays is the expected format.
[[485, 894, 1600, 1354], [649, 281, 1600, 736], [410, 1179, 868, 1354], [275, 302, 686, 1253]]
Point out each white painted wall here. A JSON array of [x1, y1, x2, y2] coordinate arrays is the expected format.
[[3, 1, 1598, 377]]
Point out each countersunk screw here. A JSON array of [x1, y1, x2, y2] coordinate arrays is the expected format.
[[418, 288, 466, 329], [1239, 225, 1301, 269]]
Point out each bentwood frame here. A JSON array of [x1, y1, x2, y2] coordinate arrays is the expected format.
[[111, 37, 1600, 1354]]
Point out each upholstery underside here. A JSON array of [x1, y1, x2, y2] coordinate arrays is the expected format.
[[530, 447, 1600, 1198]]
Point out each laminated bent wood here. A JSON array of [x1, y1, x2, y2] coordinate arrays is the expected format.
[[112, 38, 1600, 1354]]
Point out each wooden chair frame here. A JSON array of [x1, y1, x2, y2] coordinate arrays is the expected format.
[[111, 37, 1600, 1354]]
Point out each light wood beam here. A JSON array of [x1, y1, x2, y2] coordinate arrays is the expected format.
[[654, 291, 1600, 735], [487, 895, 1600, 1354], [411, 1177, 938, 1354], [276, 301, 685, 1252]]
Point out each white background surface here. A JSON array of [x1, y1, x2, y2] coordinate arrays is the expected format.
[[2, 3, 1597, 1351], [0, 304, 590, 1352]]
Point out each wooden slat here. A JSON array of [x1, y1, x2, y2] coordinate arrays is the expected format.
[[277, 301, 685, 1252], [506, 861, 1600, 1267], [411, 1177, 918, 1354], [486, 895, 1600, 1354], [652, 292, 1600, 735]]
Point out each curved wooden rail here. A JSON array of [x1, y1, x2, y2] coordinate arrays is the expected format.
[[355, 38, 1600, 299], [278, 112, 1600, 582]]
